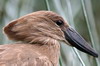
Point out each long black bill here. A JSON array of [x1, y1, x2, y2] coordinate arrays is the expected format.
[[64, 27, 98, 57]]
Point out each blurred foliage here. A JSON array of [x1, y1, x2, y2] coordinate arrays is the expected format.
[[0, 0, 100, 66]]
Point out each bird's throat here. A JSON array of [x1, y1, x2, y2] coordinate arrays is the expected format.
[[33, 38, 60, 66]]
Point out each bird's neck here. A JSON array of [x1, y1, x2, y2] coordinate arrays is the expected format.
[[33, 38, 60, 66]]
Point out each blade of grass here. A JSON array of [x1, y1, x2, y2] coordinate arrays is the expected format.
[[81, 0, 100, 66], [73, 48, 85, 66], [45, 0, 50, 11]]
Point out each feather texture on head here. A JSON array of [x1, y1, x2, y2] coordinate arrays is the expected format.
[[4, 11, 67, 45]]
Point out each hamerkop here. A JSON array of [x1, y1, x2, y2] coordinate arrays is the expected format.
[[0, 11, 98, 66]]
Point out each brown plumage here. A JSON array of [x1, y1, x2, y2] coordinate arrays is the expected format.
[[0, 11, 98, 66]]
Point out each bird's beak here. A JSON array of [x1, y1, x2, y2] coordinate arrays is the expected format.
[[63, 27, 98, 57]]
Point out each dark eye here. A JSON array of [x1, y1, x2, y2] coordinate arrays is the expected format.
[[55, 20, 63, 26]]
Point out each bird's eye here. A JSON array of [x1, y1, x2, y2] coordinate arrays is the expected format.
[[55, 20, 63, 26]]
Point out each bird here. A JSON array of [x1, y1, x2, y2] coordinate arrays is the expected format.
[[0, 11, 98, 66]]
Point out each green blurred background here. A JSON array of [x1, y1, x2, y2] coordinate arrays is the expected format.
[[0, 0, 100, 66]]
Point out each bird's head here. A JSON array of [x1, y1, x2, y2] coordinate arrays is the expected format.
[[3, 11, 98, 57]]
